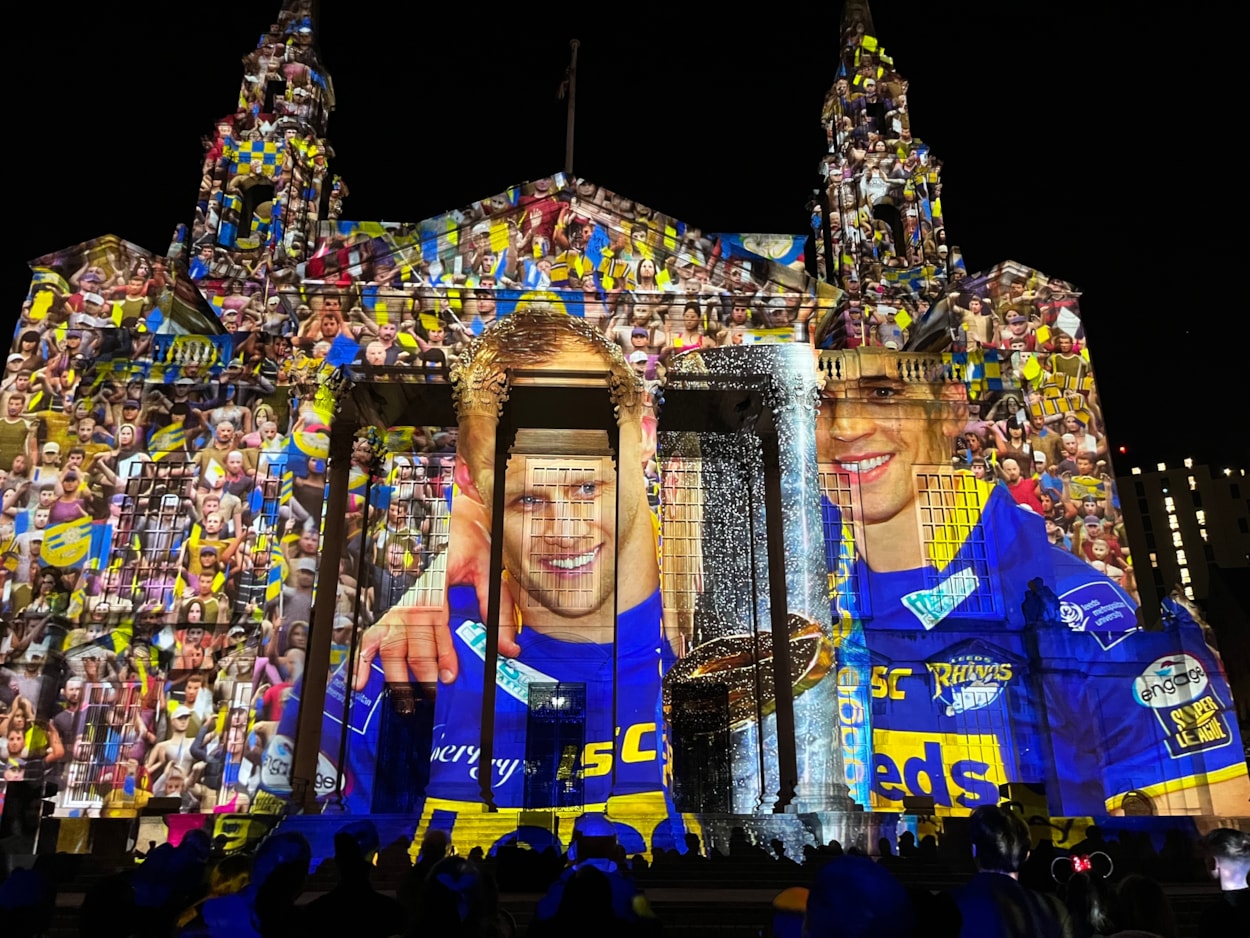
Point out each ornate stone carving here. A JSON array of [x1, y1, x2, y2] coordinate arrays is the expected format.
[[607, 368, 643, 424], [450, 307, 644, 422], [450, 356, 511, 420]]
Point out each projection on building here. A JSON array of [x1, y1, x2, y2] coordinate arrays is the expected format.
[[1, 1, 1245, 851]]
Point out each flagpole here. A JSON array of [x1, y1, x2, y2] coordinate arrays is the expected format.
[[563, 39, 580, 176]]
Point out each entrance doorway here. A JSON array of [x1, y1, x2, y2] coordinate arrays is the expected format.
[[524, 682, 587, 809]]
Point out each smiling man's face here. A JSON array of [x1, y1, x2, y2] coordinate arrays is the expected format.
[[817, 354, 964, 526], [503, 456, 627, 622]]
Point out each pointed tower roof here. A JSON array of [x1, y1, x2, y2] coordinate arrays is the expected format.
[[258, 0, 334, 107], [840, 0, 876, 47]]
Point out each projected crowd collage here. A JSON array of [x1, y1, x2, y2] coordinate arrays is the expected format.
[[1, 6, 1245, 844]]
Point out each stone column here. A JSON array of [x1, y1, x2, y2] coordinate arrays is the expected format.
[[760, 343, 849, 812], [289, 367, 356, 811], [450, 349, 512, 810]]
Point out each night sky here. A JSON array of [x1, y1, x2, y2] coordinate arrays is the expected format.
[[5, 3, 1235, 469]]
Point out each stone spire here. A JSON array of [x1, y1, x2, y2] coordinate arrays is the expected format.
[[170, 0, 341, 311], [815, 1, 955, 308]]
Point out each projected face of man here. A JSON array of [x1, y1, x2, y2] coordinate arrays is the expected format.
[[503, 457, 620, 628], [458, 331, 655, 643], [817, 353, 965, 571]]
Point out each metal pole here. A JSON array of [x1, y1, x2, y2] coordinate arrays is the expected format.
[[564, 40, 580, 177]]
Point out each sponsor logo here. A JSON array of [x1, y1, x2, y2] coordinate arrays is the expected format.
[[1133, 653, 1233, 759], [928, 653, 1014, 717], [900, 566, 979, 630], [837, 665, 872, 805], [1057, 581, 1136, 650], [1166, 695, 1231, 753], [258, 735, 339, 797], [315, 753, 339, 796], [428, 737, 525, 788], [870, 729, 1005, 811], [259, 734, 295, 792], [1133, 654, 1208, 709], [456, 618, 558, 704], [1058, 601, 1086, 630]]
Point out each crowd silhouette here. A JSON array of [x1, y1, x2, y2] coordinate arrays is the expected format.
[[0, 808, 1246, 937]]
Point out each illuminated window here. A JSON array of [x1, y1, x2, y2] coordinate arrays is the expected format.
[[1148, 552, 1157, 565], [1180, 567, 1192, 584], [913, 469, 998, 617], [101, 456, 197, 613], [61, 682, 146, 810], [1195, 510, 1206, 525], [1176, 550, 1187, 565], [1168, 515, 1179, 531], [1184, 458, 1194, 469], [377, 453, 453, 612], [263, 78, 286, 115], [1164, 496, 1175, 511], [1188, 475, 1197, 491], [1131, 467, 1142, 475], [1185, 586, 1195, 600], [660, 456, 707, 641], [1172, 531, 1183, 547], [819, 464, 871, 619], [871, 202, 906, 257]]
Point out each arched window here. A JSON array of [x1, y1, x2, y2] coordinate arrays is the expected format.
[[263, 79, 285, 117], [233, 177, 276, 250], [872, 201, 906, 259]]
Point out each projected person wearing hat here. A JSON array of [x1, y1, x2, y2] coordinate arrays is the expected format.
[[34, 440, 63, 487], [817, 348, 1250, 816], [352, 310, 673, 821]]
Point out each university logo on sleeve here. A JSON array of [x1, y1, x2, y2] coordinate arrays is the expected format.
[[1132, 653, 1234, 759], [1057, 580, 1136, 650]]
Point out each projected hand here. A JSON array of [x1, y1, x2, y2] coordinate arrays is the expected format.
[[353, 492, 520, 692]]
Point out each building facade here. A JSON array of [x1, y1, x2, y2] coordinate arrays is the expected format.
[[1121, 462, 1250, 612], [1119, 461, 1250, 728], [1, 1, 1246, 851]]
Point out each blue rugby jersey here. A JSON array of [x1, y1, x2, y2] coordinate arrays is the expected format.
[[425, 584, 671, 808], [1034, 594, 1246, 815], [822, 483, 1246, 816]]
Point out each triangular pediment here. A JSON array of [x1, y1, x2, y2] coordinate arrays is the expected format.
[[300, 173, 838, 308], [27, 233, 224, 336]]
